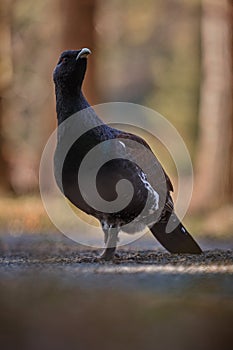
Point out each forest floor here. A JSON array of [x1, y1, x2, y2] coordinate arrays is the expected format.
[[0, 231, 233, 350], [0, 196, 233, 350]]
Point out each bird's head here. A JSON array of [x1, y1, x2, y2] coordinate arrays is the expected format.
[[53, 48, 91, 91]]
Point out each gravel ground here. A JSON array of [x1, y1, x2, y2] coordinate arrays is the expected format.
[[0, 232, 233, 350], [1, 247, 233, 268], [1, 232, 233, 266], [0, 232, 232, 293], [0, 232, 233, 265]]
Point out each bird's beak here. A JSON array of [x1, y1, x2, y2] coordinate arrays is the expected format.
[[76, 48, 92, 60]]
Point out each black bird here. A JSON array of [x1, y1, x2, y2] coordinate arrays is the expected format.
[[53, 48, 202, 260]]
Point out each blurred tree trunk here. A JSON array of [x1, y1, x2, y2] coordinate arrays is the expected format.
[[192, 0, 233, 211], [60, 0, 99, 104], [0, 100, 10, 193], [0, 0, 13, 193]]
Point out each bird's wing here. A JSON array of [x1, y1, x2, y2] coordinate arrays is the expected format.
[[115, 131, 173, 192]]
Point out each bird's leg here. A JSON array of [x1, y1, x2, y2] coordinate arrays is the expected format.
[[100, 226, 119, 261], [103, 229, 108, 245]]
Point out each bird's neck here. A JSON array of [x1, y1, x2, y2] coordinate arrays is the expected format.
[[55, 85, 92, 125]]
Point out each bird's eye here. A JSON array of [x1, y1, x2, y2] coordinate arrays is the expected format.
[[59, 57, 68, 64]]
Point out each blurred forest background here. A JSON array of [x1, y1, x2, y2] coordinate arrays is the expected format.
[[0, 0, 232, 238]]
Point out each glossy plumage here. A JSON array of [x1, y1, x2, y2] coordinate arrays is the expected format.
[[53, 49, 202, 259]]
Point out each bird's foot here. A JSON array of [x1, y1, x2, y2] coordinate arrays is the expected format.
[[97, 248, 117, 262], [98, 252, 115, 262]]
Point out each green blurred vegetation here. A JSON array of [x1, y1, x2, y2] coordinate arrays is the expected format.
[[98, 0, 201, 154], [0, 0, 232, 234], [1, 0, 201, 193]]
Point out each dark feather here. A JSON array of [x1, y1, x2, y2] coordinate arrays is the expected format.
[[53, 49, 202, 259]]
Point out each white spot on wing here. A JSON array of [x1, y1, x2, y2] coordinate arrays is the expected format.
[[139, 172, 159, 211], [119, 141, 126, 148]]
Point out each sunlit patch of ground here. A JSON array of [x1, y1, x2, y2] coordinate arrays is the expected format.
[[0, 195, 233, 239], [0, 233, 232, 294]]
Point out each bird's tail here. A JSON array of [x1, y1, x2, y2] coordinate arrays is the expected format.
[[150, 212, 202, 254]]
